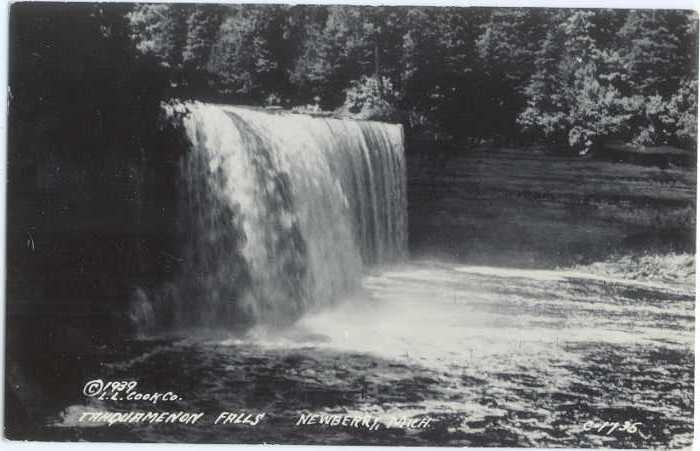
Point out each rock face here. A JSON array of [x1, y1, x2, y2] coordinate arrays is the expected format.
[[407, 146, 696, 267]]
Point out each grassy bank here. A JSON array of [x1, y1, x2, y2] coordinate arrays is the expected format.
[[407, 146, 695, 268]]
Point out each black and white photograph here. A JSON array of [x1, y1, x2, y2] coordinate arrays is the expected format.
[[3, 1, 698, 448]]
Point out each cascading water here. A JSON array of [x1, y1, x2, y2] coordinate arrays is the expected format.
[[160, 102, 407, 328]]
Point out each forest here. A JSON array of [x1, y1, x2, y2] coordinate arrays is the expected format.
[[126, 4, 699, 153], [11, 4, 699, 160]]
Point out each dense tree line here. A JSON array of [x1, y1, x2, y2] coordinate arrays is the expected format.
[[128, 5, 698, 153]]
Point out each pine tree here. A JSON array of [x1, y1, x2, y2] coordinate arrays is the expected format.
[[182, 6, 223, 73], [291, 6, 378, 107], [475, 9, 549, 143], [519, 10, 631, 153], [617, 11, 682, 96], [206, 6, 285, 101]]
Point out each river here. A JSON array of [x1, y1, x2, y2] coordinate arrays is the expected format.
[[49, 260, 693, 447]]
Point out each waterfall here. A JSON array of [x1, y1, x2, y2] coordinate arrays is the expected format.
[[161, 102, 407, 328]]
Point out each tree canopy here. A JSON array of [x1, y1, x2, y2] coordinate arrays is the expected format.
[[126, 5, 697, 153]]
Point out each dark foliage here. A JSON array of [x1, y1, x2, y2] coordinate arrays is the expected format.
[[7, 2, 178, 340], [125, 4, 697, 152]]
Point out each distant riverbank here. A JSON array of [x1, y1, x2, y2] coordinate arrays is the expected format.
[[406, 146, 695, 270]]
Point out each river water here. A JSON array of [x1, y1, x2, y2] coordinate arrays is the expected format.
[[50, 261, 694, 447]]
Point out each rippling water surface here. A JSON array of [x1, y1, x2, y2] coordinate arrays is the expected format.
[[51, 261, 694, 447]]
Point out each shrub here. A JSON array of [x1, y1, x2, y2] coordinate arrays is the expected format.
[[338, 75, 400, 121]]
